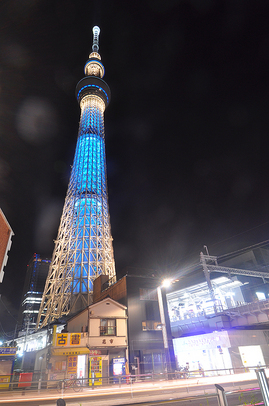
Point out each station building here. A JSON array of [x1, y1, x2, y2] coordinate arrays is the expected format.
[[166, 247, 269, 375]]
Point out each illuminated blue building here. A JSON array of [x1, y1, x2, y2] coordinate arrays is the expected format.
[[37, 27, 116, 328]]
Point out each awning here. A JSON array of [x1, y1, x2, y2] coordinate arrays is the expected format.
[[52, 347, 89, 356], [51, 347, 103, 356]]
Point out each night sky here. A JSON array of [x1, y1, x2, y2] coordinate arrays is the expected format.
[[1, 0, 269, 335]]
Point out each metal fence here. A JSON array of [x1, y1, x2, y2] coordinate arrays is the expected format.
[[0, 364, 267, 393]]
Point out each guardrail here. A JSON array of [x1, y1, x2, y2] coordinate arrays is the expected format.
[[0, 364, 267, 393]]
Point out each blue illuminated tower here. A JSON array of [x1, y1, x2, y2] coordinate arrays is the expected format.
[[37, 27, 116, 328]]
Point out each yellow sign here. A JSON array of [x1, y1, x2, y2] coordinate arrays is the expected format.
[[55, 333, 81, 346], [70, 333, 81, 345], [52, 347, 90, 356], [56, 333, 68, 346], [0, 376, 10, 390], [0, 348, 16, 356], [89, 357, 102, 386]]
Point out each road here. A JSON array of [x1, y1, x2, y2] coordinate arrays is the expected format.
[[0, 387, 263, 406], [0, 372, 264, 406]]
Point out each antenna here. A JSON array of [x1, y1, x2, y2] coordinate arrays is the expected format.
[[92, 26, 100, 53]]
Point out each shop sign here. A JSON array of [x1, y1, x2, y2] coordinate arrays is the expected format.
[[0, 348, 16, 356], [0, 375, 10, 389], [52, 347, 90, 356], [88, 350, 102, 355], [89, 357, 102, 386], [70, 334, 81, 346], [56, 333, 81, 346], [113, 358, 125, 376], [176, 331, 230, 351], [67, 356, 77, 373], [56, 334, 68, 346], [100, 338, 114, 345]]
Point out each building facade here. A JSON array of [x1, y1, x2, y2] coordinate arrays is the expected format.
[[45, 298, 128, 384], [166, 248, 269, 375], [0, 208, 14, 284], [18, 254, 51, 334], [93, 273, 176, 375]]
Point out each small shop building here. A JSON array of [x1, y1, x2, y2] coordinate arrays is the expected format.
[[0, 347, 16, 389], [47, 297, 128, 385]]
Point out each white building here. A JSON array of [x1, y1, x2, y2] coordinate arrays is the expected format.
[[45, 297, 128, 385]]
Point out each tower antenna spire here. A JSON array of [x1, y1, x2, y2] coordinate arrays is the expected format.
[[92, 26, 100, 53]]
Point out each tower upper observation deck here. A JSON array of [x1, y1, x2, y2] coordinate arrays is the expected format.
[[76, 26, 111, 107]]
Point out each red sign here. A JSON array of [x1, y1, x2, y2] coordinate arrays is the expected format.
[[18, 373, 33, 388], [88, 350, 101, 355]]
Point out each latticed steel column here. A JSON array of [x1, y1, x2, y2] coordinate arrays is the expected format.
[[37, 27, 116, 328]]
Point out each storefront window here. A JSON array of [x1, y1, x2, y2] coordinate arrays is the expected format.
[[142, 352, 164, 374], [54, 360, 66, 372]]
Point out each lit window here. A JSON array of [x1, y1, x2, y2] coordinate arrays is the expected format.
[[100, 319, 116, 336], [256, 292, 266, 301], [142, 321, 162, 331]]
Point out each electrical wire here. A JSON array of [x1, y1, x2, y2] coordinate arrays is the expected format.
[[211, 220, 269, 250], [0, 296, 18, 323], [0, 321, 16, 339], [216, 239, 269, 261]]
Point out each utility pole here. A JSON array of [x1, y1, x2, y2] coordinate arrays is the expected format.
[[157, 286, 171, 373], [200, 251, 216, 304]]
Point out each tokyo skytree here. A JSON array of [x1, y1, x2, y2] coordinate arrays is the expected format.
[[37, 27, 116, 328]]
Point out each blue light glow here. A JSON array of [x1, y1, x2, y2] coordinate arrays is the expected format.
[[66, 98, 111, 295], [77, 84, 109, 104]]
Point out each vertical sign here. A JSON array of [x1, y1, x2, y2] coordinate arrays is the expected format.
[[89, 357, 102, 386], [67, 356, 77, 374]]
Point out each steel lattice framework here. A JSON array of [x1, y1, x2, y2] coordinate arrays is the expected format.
[[36, 27, 116, 328]]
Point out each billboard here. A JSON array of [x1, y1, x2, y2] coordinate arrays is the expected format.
[[0, 209, 14, 283]]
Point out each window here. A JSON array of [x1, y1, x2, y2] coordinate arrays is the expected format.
[[100, 319, 116, 336], [140, 288, 157, 301], [142, 320, 162, 331]]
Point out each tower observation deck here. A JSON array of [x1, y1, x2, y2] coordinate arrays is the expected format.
[[37, 27, 116, 328]]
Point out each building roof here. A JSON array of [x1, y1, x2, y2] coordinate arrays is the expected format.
[[67, 297, 127, 322]]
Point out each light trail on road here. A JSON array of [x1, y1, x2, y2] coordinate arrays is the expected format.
[[0, 371, 265, 406]]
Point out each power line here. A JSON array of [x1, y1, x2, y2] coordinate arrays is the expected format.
[[0, 321, 16, 339], [211, 221, 269, 249], [0, 296, 18, 323], [217, 239, 269, 261]]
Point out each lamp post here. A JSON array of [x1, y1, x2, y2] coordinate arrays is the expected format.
[[157, 279, 171, 374]]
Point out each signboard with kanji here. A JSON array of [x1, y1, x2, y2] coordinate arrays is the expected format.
[[70, 333, 81, 345], [67, 356, 77, 374], [56, 334, 68, 346], [56, 333, 81, 347], [52, 348, 91, 356]]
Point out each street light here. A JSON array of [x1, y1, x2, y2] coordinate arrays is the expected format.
[[157, 279, 172, 374], [162, 278, 171, 288]]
